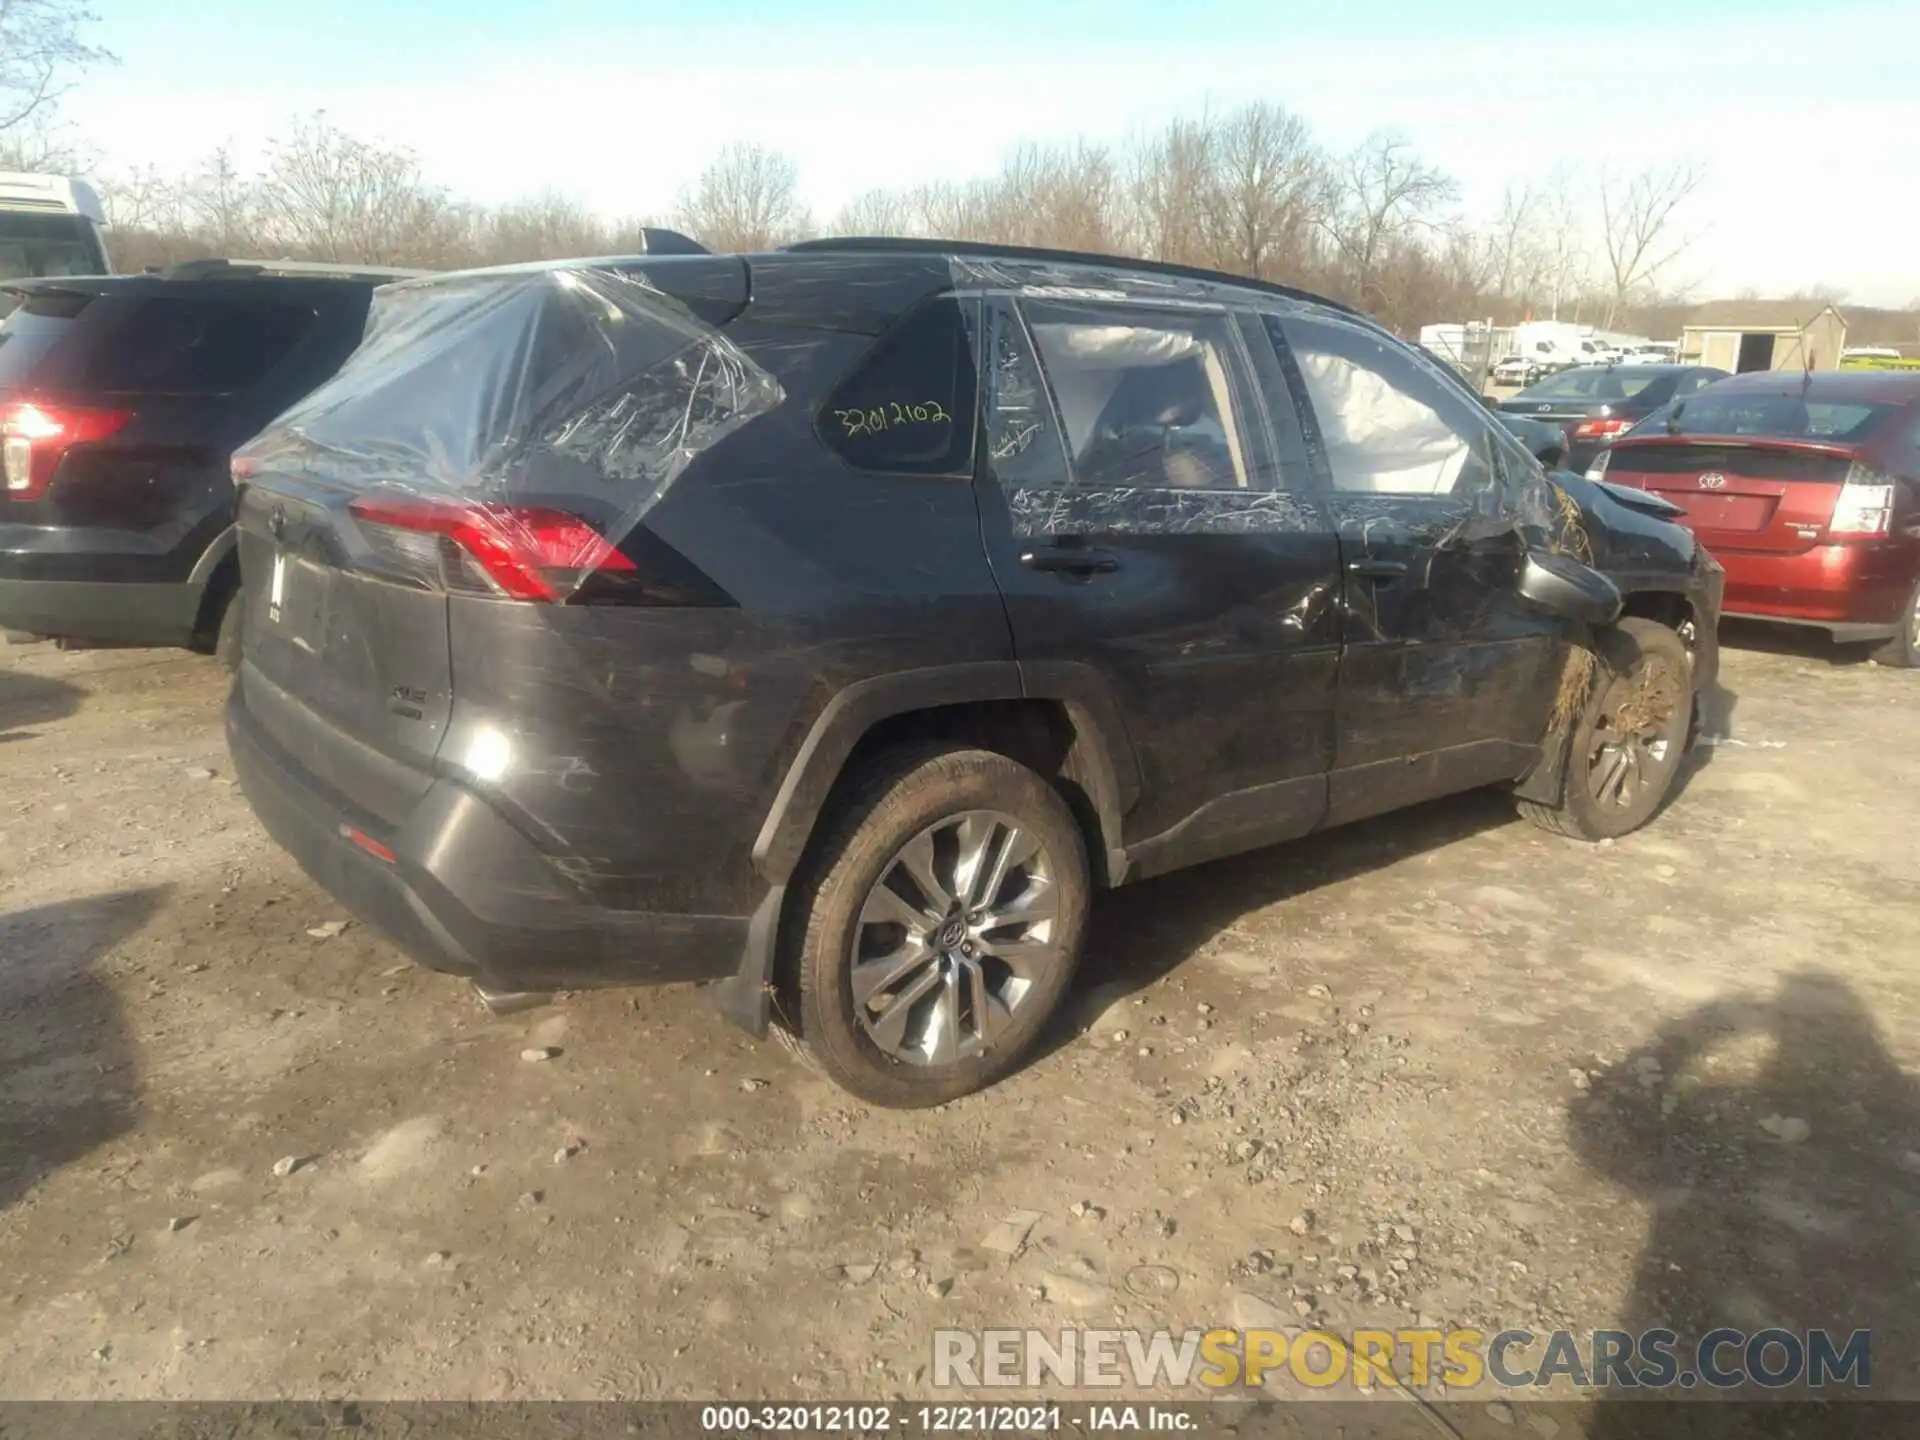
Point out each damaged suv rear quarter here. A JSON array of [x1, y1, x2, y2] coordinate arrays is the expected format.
[[227, 241, 1719, 1107]]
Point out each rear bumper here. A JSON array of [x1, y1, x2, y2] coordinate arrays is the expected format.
[[0, 576, 202, 646], [1716, 541, 1917, 637], [226, 688, 751, 993]]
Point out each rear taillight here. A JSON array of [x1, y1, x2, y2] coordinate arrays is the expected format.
[[347, 493, 635, 602], [2, 402, 131, 501], [1584, 449, 1611, 480], [1829, 463, 1895, 539], [1573, 418, 1634, 440]]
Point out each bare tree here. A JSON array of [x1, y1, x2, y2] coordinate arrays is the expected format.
[[477, 190, 620, 264], [1537, 165, 1590, 321], [1129, 115, 1220, 269], [1600, 161, 1703, 325], [832, 187, 914, 237], [187, 148, 261, 256], [0, 0, 109, 138], [672, 143, 809, 252], [257, 114, 467, 266], [1212, 102, 1323, 282], [1481, 181, 1536, 302], [1322, 132, 1456, 307]]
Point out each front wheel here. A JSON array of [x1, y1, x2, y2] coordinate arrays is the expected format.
[[1520, 618, 1692, 842], [783, 745, 1090, 1108], [1870, 579, 1920, 669]]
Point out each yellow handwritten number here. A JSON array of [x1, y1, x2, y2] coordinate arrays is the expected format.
[[836, 400, 954, 439]]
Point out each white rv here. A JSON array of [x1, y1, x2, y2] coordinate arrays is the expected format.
[[0, 173, 112, 284]]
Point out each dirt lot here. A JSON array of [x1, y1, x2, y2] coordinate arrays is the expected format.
[[2, 630, 1918, 1410]]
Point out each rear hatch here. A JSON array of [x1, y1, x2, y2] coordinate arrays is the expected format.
[[232, 258, 770, 827], [1600, 440, 1856, 553], [1602, 391, 1907, 555]]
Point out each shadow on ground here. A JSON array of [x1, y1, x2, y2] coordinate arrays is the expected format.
[[1047, 785, 1518, 1052], [1719, 618, 1879, 669], [1573, 970, 1919, 1434], [0, 668, 84, 742], [0, 889, 165, 1214]]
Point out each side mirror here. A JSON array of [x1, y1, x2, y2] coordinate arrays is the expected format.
[[1518, 550, 1623, 626]]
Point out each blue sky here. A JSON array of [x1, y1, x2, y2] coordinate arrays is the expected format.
[[65, 0, 1920, 306]]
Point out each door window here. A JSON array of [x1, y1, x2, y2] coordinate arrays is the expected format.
[[1271, 314, 1500, 498], [1021, 302, 1252, 491]]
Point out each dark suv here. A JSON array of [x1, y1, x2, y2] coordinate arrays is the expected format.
[[225, 240, 1723, 1106], [0, 260, 415, 660]]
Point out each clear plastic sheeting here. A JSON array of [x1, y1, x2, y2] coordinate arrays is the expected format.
[[235, 263, 783, 602]]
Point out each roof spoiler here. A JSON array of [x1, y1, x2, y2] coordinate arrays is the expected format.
[[635, 228, 709, 256]]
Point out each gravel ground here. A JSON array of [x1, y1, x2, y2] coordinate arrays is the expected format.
[[2, 628, 1917, 1418]]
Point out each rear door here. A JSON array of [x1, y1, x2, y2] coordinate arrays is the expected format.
[[1264, 311, 1563, 824], [972, 294, 1343, 873]]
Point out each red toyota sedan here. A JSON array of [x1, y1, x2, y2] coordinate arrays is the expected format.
[[1593, 371, 1920, 666]]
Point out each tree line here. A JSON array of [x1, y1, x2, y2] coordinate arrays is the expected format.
[[60, 109, 1711, 339]]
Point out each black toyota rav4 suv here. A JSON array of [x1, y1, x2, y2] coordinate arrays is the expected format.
[[0, 260, 414, 659], [226, 239, 1722, 1107]]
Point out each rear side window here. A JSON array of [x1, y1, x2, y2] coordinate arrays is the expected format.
[[0, 294, 89, 386], [1022, 301, 1252, 490], [0, 212, 107, 283], [820, 297, 977, 476], [82, 297, 317, 395]]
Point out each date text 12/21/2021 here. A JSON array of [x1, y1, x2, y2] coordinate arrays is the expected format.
[[700, 1404, 1088, 1432]]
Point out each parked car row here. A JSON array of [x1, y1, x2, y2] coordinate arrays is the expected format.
[[5, 233, 1908, 1107]]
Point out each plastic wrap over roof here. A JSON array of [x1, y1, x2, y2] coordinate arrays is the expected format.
[[235, 261, 783, 599]]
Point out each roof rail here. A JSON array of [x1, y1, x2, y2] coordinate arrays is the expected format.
[[155, 258, 428, 282], [783, 236, 1364, 318]]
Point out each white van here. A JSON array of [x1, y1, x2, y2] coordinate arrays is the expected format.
[[0, 173, 112, 284]]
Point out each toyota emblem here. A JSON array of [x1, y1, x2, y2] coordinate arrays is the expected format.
[[1698, 472, 1727, 490]]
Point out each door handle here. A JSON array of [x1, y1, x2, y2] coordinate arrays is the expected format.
[[1346, 558, 1409, 579], [1021, 546, 1120, 576]]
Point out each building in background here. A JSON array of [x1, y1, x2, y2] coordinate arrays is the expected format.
[[1679, 301, 1848, 374]]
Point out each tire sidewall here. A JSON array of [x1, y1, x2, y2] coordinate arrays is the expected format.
[[795, 749, 1089, 1107], [1562, 620, 1692, 840]]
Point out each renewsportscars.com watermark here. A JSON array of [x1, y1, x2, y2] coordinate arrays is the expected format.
[[933, 1327, 1872, 1393]]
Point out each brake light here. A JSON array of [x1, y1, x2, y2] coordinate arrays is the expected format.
[[1573, 418, 1635, 439], [1829, 463, 1895, 539], [347, 494, 634, 602], [2, 402, 131, 501]]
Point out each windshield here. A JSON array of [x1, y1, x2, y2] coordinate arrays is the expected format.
[[1519, 368, 1667, 401], [0, 211, 108, 284], [1635, 392, 1899, 443]]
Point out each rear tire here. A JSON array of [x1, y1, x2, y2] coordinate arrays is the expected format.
[[782, 745, 1089, 1108], [1870, 580, 1920, 669], [1519, 618, 1692, 842]]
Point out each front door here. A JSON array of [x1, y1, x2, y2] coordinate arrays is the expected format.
[[1260, 311, 1564, 827], [971, 295, 1344, 877]]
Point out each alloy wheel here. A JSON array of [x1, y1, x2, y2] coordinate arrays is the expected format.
[[1587, 654, 1684, 809], [849, 810, 1062, 1066]]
